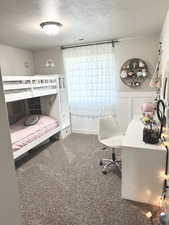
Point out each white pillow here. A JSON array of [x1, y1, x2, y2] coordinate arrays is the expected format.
[[24, 115, 39, 126]]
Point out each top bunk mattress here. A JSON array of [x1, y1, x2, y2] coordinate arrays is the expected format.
[[10, 115, 59, 152]]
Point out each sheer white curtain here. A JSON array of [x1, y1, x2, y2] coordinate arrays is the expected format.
[[63, 43, 118, 118]]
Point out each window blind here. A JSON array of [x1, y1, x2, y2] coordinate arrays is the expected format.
[[63, 43, 118, 118]]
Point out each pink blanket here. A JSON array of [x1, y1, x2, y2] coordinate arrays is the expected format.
[[10, 115, 59, 152]]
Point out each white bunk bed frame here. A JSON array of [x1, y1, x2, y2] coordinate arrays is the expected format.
[[3, 75, 59, 102], [2, 74, 70, 160]]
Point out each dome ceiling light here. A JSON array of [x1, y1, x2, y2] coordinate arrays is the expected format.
[[40, 21, 63, 35]]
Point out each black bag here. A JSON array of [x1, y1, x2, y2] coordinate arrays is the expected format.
[[143, 127, 160, 144]]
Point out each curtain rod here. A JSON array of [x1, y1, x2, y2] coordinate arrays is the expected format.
[[61, 40, 119, 50]]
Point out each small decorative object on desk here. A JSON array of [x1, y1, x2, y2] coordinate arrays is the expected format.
[[141, 102, 160, 144], [120, 58, 149, 88], [142, 116, 160, 144], [143, 123, 160, 144]]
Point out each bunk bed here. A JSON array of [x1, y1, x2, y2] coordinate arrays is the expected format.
[[2, 75, 70, 160], [3, 75, 58, 102], [10, 115, 60, 159]]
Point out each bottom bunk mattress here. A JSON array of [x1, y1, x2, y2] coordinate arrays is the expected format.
[[10, 115, 59, 152]]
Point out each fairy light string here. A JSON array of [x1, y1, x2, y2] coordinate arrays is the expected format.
[[161, 135, 169, 199]]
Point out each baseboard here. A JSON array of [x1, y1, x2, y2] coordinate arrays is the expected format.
[[72, 129, 97, 135]]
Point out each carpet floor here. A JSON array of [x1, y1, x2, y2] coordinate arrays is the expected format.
[[16, 133, 159, 225]]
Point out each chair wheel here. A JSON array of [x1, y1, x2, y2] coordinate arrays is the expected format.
[[99, 160, 103, 166], [102, 169, 107, 175]]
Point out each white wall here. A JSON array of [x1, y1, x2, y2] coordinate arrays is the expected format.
[[117, 36, 159, 92], [0, 44, 34, 120], [160, 9, 169, 104], [33, 47, 64, 75], [161, 11, 169, 76], [33, 36, 159, 88], [0, 44, 34, 75], [0, 74, 21, 225]]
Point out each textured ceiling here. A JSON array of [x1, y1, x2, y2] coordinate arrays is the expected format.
[[0, 0, 168, 50]]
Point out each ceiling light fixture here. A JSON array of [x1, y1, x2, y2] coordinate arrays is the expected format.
[[40, 21, 62, 35]]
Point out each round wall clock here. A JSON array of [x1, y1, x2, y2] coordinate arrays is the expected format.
[[120, 58, 149, 88]]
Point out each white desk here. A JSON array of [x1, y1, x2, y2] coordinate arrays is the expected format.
[[122, 118, 166, 206]]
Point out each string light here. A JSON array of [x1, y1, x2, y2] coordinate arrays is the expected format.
[[145, 211, 154, 225], [162, 141, 169, 147], [159, 134, 169, 225], [146, 211, 153, 218], [162, 133, 168, 138], [160, 171, 169, 180]]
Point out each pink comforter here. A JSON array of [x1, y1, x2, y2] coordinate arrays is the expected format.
[[10, 115, 59, 152]]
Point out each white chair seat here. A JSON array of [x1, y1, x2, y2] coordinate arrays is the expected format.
[[100, 135, 123, 148]]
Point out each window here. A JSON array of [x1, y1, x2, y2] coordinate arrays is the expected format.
[[63, 43, 117, 118]]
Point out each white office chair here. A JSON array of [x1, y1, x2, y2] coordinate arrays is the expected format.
[[98, 116, 124, 174]]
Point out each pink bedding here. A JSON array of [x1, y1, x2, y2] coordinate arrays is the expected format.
[[10, 115, 59, 152]]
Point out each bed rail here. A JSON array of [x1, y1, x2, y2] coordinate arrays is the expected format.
[[2, 75, 59, 102]]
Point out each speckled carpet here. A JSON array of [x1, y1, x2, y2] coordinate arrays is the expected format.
[[16, 134, 159, 225]]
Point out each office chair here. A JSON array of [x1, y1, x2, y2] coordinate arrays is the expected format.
[[98, 116, 124, 174]]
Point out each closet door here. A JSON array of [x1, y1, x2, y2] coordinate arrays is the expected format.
[[0, 73, 21, 225]]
